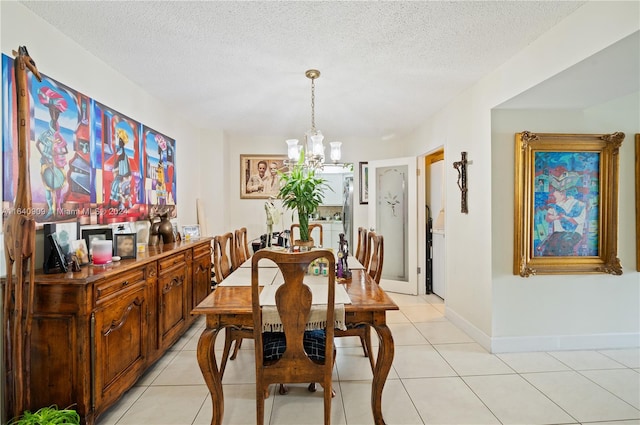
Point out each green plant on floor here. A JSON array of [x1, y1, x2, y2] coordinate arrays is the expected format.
[[7, 405, 80, 425], [278, 151, 329, 242]]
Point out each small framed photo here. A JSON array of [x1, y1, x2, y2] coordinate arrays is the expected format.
[[43, 221, 79, 260], [182, 224, 200, 240], [114, 233, 137, 259], [172, 223, 181, 241], [70, 239, 90, 265], [44, 232, 68, 274], [81, 226, 114, 255]]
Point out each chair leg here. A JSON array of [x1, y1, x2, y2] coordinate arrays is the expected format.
[[220, 331, 234, 377], [257, 386, 266, 425], [363, 326, 375, 372], [358, 334, 369, 357], [324, 380, 333, 425], [309, 383, 336, 398], [230, 337, 243, 360]]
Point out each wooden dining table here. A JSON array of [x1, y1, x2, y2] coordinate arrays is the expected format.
[[192, 266, 399, 425]]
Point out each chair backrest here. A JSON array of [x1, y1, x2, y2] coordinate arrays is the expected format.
[[250, 249, 335, 405], [355, 227, 368, 267], [234, 227, 250, 265], [290, 223, 324, 247], [366, 232, 384, 284], [213, 232, 235, 283]]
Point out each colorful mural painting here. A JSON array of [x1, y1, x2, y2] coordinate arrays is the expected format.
[[143, 125, 176, 207], [533, 151, 600, 257], [2, 54, 177, 225]]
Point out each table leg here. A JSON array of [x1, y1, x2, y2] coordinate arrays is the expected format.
[[197, 327, 224, 425], [371, 322, 394, 425]]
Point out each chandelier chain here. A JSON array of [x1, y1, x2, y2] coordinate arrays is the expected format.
[[310, 77, 316, 131]]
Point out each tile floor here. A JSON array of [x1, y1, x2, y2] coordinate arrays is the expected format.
[[97, 293, 640, 425]]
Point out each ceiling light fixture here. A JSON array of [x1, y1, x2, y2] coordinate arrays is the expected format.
[[285, 69, 341, 169]]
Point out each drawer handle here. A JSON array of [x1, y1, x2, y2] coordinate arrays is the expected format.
[[122, 280, 130, 287]]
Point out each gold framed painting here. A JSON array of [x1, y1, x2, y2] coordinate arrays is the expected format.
[[240, 155, 288, 199], [513, 131, 624, 277]]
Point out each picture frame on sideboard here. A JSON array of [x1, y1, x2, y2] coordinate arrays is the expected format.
[[43, 232, 68, 274], [114, 233, 137, 259], [81, 226, 113, 255]]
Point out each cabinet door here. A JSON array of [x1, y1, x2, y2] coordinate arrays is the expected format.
[[93, 284, 147, 411], [158, 264, 188, 349], [320, 173, 343, 205]]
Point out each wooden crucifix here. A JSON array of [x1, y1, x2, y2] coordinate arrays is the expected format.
[[453, 151, 468, 213]]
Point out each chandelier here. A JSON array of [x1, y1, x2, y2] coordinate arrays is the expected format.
[[286, 69, 342, 169]]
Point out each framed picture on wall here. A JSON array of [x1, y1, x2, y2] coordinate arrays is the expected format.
[[513, 131, 624, 277], [635, 134, 639, 272], [359, 162, 369, 204], [240, 155, 288, 199]]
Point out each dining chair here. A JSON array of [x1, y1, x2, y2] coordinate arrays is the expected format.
[[366, 232, 384, 284], [354, 227, 368, 267], [334, 228, 375, 371], [251, 249, 336, 425], [213, 232, 235, 283], [213, 232, 252, 377], [290, 223, 324, 247], [234, 227, 250, 265], [334, 231, 383, 372]]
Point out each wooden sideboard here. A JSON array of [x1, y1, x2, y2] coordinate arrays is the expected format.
[[22, 237, 212, 425]]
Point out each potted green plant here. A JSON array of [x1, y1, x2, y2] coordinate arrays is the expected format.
[[8, 405, 80, 425], [278, 152, 330, 246]]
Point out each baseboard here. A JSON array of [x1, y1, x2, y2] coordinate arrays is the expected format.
[[490, 332, 640, 353], [445, 307, 492, 352], [445, 307, 640, 353]]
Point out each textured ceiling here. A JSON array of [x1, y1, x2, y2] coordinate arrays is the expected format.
[[20, 1, 587, 141]]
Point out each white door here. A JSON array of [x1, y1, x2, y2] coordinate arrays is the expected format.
[[368, 157, 418, 295]]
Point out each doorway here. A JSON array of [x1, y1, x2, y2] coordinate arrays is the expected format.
[[424, 150, 445, 299]]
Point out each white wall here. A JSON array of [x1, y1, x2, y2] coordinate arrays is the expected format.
[[491, 93, 640, 352], [402, 1, 640, 351]]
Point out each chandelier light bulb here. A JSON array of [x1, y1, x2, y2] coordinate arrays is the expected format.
[[330, 141, 342, 163], [286, 139, 300, 161], [311, 132, 324, 157]]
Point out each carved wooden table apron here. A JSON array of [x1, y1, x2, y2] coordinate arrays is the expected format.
[[192, 268, 399, 425]]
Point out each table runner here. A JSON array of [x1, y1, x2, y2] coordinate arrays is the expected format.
[[218, 267, 279, 286], [259, 281, 350, 332], [346, 255, 365, 270], [240, 253, 365, 270]]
